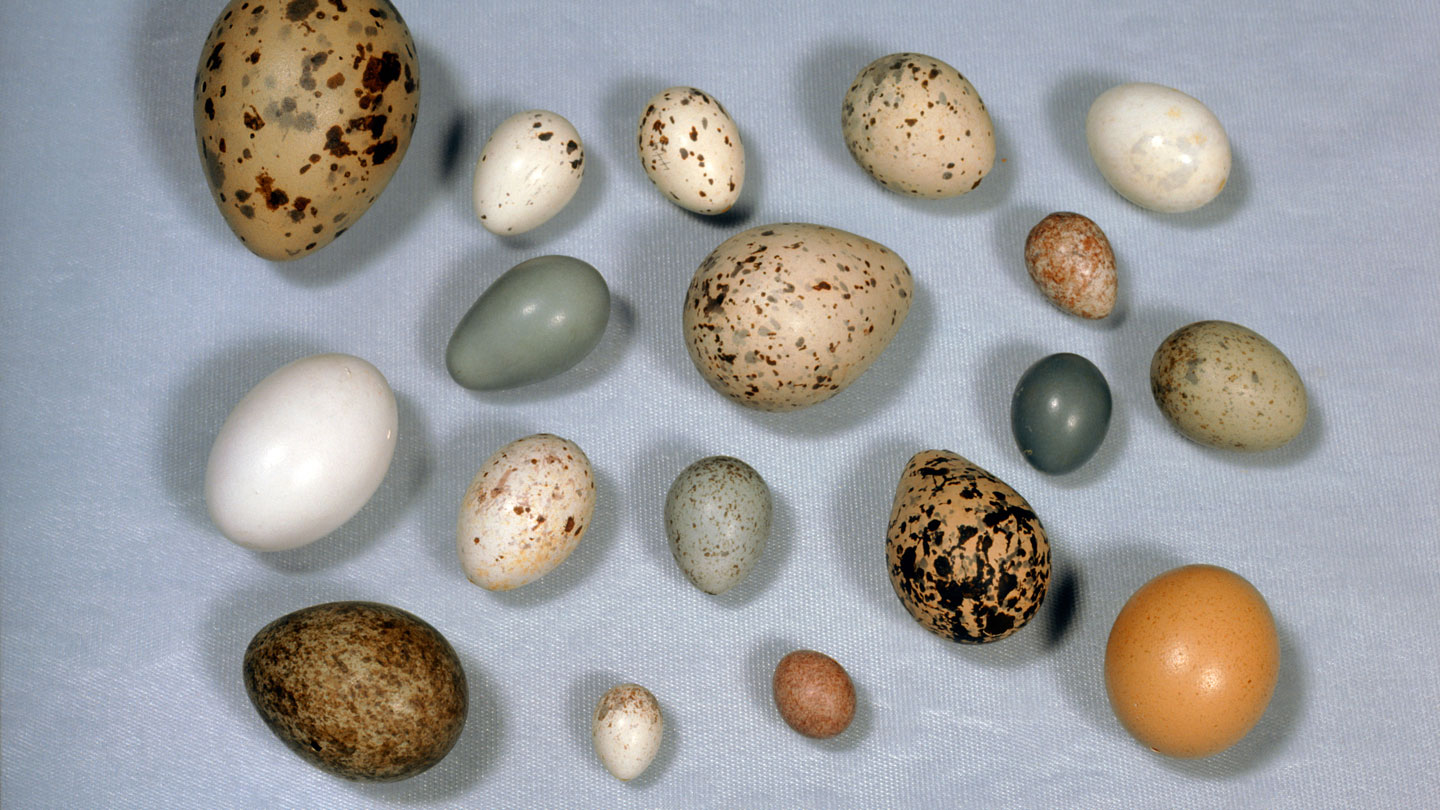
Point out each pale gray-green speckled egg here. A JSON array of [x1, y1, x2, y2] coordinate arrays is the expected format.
[[665, 456, 771, 595]]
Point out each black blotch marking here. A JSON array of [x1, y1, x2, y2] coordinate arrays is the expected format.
[[365, 136, 398, 165], [285, 0, 318, 22]]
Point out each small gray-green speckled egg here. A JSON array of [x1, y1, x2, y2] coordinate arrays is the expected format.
[[842, 53, 995, 198], [665, 456, 771, 595], [683, 223, 913, 411], [638, 87, 745, 214], [194, 0, 419, 260], [1150, 321, 1307, 451], [886, 450, 1050, 643], [243, 601, 467, 781]]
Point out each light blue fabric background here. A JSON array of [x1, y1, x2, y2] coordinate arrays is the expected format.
[[3, 1, 1437, 806]]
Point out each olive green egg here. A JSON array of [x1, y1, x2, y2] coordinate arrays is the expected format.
[[445, 255, 611, 390]]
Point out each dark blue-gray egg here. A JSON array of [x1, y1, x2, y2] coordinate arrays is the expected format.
[[446, 255, 610, 390], [1011, 353, 1112, 474]]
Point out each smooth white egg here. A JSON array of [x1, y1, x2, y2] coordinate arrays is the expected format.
[[205, 354, 398, 551], [473, 110, 585, 235], [1086, 82, 1231, 213]]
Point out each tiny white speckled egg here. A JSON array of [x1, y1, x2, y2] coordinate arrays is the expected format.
[[457, 434, 595, 590], [592, 683, 663, 781], [664, 456, 771, 595], [1087, 83, 1231, 213], [472, 110, 585, 235], [683, 222, 913, 411], [205, 354, 398, 552], [1150, 321, 1307, 451], [637, 87, 745, 214], [841, 53, 995, 198]]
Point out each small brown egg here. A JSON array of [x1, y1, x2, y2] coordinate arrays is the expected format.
[[1105, 565, 1280, 758], [1023, 212, 1117, 319], [243, 601, 468, 781], [772, 649, 856, 738]]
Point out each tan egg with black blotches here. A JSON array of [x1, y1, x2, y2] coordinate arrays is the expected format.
[[193, 0, 419, 260], [457, 434, 595, 591], [886, 449, 1050, 643], [638, 87, 745, 214], [683, 223, 913, 412], [842, 52, 995, 198]]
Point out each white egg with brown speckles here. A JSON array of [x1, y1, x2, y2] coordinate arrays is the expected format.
[[1150, 321, 1307, 451], [638, 87, 745, 214], [457, 434, 595, 590], [592, 683, 663, 781], [683, 223, 913, 411], [842, 53, 995, 198], [665, 456, 771, 595], [472, 110, 585, 235], [193, 0, 420, 260]]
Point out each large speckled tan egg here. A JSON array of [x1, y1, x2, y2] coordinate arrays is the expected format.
[[243, 601, 467, 781], [193, 0, 419, 260], [886, 450, 1050, 643], [638, 87, 745, 214], [841, 53, 995, 198], [1150, 321, 1307, 451], [1024, 212, 1117, 319], [682, 223, 913, 411], [1105, 565, 1280, 758], [457, 434, 595, 590]]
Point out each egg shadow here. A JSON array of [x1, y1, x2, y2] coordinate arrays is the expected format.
[[567, 669, 680, 787], [1046, 71, 1127, 188], [158, 335, 425, 572], [743, 634, 872, 751], [270, 38, 466, 286], [416, 243, 637, 403], [1104, 306, 1325, 469], [623, 210, 722, 390], [829, 435, 924, 610], [736, 286, 935, 440], [969, 336, 1050, 464], [795, 39, 884, 172], [598, 76, 671, 192]]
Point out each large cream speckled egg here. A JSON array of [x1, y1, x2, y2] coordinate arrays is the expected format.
[[683, 223, 913, 411], [841, 53, 995, 198], [1086, 82, 1231, 213], [886, 450, 1050, 643], [457, 434, 595, 590], [638, 87, 745, 214], [193, 0, 419, 260], [1150, 321, 1307, 451]]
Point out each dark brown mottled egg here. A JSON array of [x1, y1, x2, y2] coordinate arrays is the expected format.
[[193, 0, 419, 260], [243, 601, 467, 781], [886, 450, 1050, 643]]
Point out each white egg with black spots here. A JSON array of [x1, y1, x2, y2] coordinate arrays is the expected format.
[[638, 87, 745, 214], [665, 456, 771, 595], [592, 684, 663, 781], [473, 110, 585, 235]]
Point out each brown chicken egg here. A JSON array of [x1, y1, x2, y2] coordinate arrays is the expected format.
[[1105, 564, 1280, 758], [193, 0, 420, 260]]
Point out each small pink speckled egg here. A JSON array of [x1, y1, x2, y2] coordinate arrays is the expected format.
[[772, 650, 856, 739], [841, 53, 995, 198], [1024, 212, 1117, 319], [456, 434, 595, 590], [683, 222, 913, 411]]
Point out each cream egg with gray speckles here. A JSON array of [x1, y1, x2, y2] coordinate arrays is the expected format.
[[592, 683, 663, 781], [638, 87, 745, 214], [683, 223, 913, 411], [457, 434, 594, 590], [1150, 321, 1306, 451], [665, 456, 771, 595], [842, 53, 994, 198], [472, 110, 585, 235]]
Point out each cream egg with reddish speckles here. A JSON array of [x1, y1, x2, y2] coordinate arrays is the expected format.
[[638, 87, 745, 214], [193, 0, 420, 260], [456, 433, 595, 590], [683, 223, 913, 411], [591, 684, 663, 781], [1024, 212, 1117, 319]]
